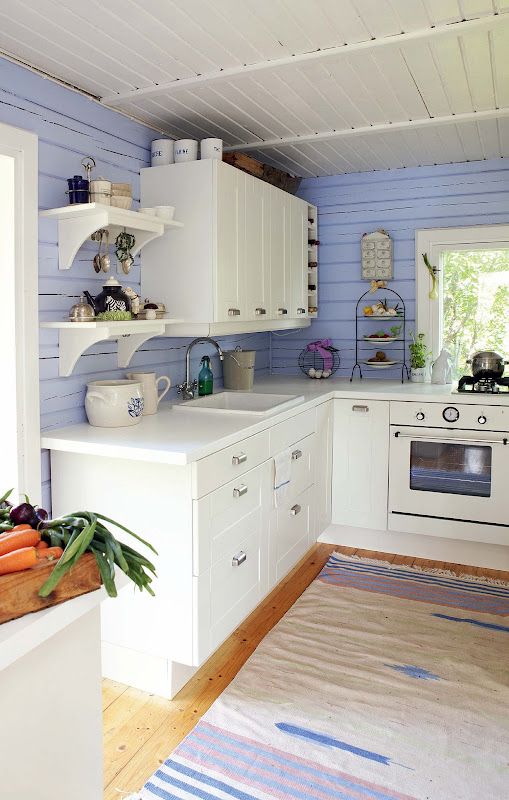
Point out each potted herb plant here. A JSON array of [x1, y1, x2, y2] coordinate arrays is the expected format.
[[409, 332, 431, 383]]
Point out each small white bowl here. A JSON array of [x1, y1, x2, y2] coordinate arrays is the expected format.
[[139, 207, 157, 216], [154, 205, 175, 222]]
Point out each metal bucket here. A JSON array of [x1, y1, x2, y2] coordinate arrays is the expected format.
[[223, 349, 256, 391]]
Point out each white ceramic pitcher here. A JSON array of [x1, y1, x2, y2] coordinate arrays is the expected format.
[[126, 371, 171, 415]]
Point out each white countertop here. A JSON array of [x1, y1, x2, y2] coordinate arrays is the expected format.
[[41, 376, 507, 466]]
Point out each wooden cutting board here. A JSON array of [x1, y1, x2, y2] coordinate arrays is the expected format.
[[0, 552, 102, 624]]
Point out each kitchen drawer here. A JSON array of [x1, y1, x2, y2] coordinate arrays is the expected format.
[[277, 433, 315, 503], [269, 485, 312, 587], [193, 526, 262, 664], [193, 462, 269, 574], [270, 408, 315, 455], [192, 429, 270, 498]]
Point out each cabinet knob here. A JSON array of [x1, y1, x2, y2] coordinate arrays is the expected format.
[[416, 411, 425, 421], [291, 449, 303, 460], [232, 551, 247, 567], [297, 308, 306, 314], [232, 453, 247, 465], [352, 405, 369, 413], [228, 308, 241, 316], [278, 307, 288, 315], [290, 504, 302, 516], [255, 307, 266, 315], [233, 484, 248, 498]]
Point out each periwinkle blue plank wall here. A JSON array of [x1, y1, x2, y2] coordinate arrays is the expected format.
[[273, 158, 509, 376], [0, 57, 269, 508]]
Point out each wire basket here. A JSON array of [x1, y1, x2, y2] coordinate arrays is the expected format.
[[298, 342, 340, 379]]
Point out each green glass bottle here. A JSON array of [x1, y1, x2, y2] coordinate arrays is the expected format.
[[198, 355, 213, 396]]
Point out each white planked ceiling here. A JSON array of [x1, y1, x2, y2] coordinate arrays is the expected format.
[[1, 0, 509, 175]]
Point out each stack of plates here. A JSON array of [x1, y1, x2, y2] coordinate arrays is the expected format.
[[111, 183, 132, 210]]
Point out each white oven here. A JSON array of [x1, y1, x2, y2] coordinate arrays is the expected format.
[[388, 401, 509, 545]]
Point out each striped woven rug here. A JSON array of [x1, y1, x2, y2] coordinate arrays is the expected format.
[[135, 553, 509, 800]]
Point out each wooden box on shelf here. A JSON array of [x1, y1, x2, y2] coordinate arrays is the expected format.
[[0, 552, 101, 625]]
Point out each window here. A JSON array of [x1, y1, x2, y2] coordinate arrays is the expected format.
[[416, 226, 509, 380]]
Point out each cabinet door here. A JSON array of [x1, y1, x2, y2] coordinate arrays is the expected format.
[[245, 176, 270, 320], [288, 195, 308, 319], [215, 164, 246, 322], [332, 399, 389, 530], [269, 186, 291, 319], [315, 401, 333, 538]]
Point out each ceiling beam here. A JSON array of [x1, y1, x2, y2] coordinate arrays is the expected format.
[[222, 107, 509, 152], [100, 14, 507, 106]]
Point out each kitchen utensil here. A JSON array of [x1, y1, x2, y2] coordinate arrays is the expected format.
[[83, 277, 131, 315], [66, 175, 89, 204], [110, 195, 132, 209], [126, 372, 171, 415], [111, 183, 132, 210], [467, 350, 508, 379], [68, 294, 95, 322], [90, 178, 111, 205], [115, 230, 135, 274], [100, 229, 110, 272], [85, 380, 144, 427], [151, 139, 174, 166], [174, 139, 198, 163], [92, 229, 104, 273], [200, 138, 222, 160], [223, 349, 256, 391]]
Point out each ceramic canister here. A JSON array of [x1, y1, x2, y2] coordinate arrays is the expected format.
[[174, 139, 198, 163], [126, 372, 171, 415], [200, 138, 223, 160], [85, 380, 144, 427], [151, 139, 174, 167]]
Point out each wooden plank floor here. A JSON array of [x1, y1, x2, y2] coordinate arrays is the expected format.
[[103, 544, 509, 799]]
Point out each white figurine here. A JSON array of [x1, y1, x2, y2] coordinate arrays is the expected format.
[[431, 348, 453, 384]]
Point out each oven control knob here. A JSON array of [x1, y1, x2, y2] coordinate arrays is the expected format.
[[478, 414, 487, 425], [443, 406, 460, 423], [416, 411, 425, 421]]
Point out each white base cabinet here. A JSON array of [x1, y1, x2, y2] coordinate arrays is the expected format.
[[48, 407, 321, 698], [332, 399, 389, 531]]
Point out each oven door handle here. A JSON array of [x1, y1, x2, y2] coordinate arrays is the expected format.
[[393, 431, 508, 446]]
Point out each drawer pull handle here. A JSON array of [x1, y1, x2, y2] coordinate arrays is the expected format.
[[232, 551, 247, 567], [255, 307, 266, 315], [232, 453, 247, 465], [233, 485, 248, 498], [352, 405, 369, 413], [292, 449, 303, 460], [290, 503, 302, 516], [278, 307, 288, 315], [228, 307, 241, 316]]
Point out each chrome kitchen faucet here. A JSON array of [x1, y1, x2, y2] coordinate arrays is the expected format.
[[177, 337, 224, 400]]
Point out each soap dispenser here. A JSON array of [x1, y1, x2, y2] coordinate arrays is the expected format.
[[198, 355, 213, 396]]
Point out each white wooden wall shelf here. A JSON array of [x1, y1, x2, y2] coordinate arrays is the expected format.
[[40, 204, 183, 270], [41, 318, 184, 376]]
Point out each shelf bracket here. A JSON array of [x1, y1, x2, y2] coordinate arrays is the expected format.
[[58, 328, 107, 377], [57, 213, 110, 269], [117, 326, 165, 368]]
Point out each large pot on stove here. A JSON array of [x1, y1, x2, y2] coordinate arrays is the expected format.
[[467, 350, 508, 379]]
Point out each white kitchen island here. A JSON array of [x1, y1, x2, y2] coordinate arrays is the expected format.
[[0, 587, 107, 800]]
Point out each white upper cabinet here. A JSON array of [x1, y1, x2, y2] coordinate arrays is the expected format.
[[140, 161, 310, 331]]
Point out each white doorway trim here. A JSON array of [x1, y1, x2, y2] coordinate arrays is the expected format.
[[416, 224, 509, 360], [0, 121, 40, 502]]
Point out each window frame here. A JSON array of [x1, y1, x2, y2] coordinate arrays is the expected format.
[[0, 121, 40, 502], [416, 224, 509, 360]]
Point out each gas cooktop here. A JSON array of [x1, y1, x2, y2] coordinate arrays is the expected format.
[[456, 375, 509, 394]]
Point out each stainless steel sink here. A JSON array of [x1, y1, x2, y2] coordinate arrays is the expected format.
[[175, 391, 304, 416]]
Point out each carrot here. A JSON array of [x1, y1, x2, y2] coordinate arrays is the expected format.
[[0, 546, 37, 575], [36, 540, 49, 550], [10, 524, 33, 532], [0, 529, 40, 557], [36, 546, 63, 561]]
